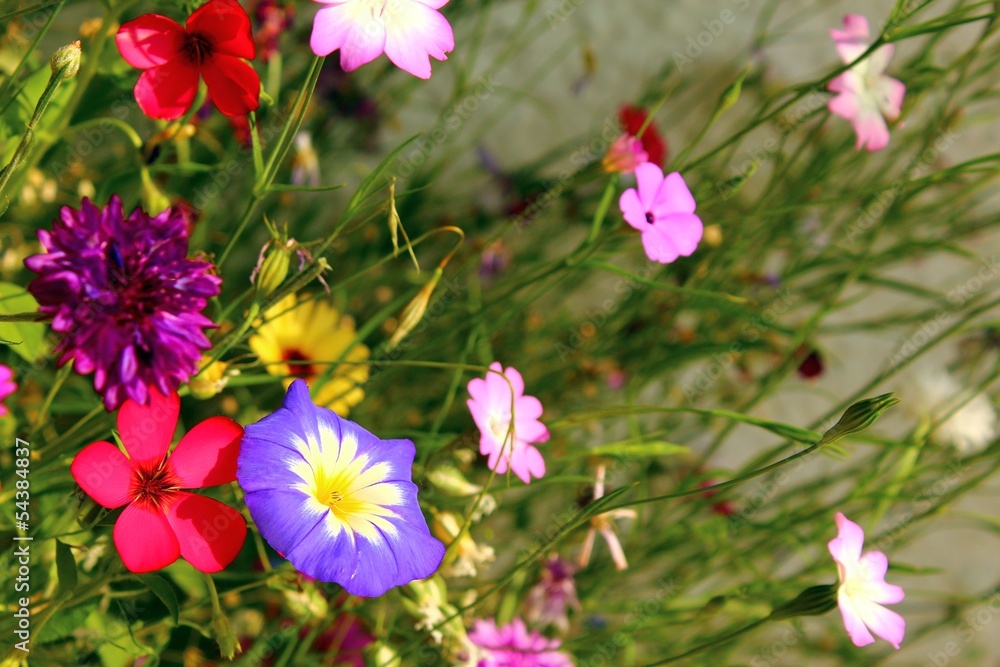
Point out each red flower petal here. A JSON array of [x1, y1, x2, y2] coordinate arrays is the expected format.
[[186, 0, 256, 59], [115, 13, 185, 69], [619, 105, 667, 167], [117, 387, 180, 465], [133, 60, 200, 120], [113, 503, 181, 572], [201, 55, 260, 116], [164, 492, 246, 572], [70, 441, 135, 508], [169, 416, 243, 488]]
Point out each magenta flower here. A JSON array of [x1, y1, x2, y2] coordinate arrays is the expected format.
[[469, 618, 574, 667], [827, 14, 905, 152], [309, 0, 454, 79], [24, 197, 221, 410], [602, 134, 648, 174], [466, 362, 549, 484], [619, 163, 703, 264], [0, 365, 16, 417], [526, 556, 581, 632], [828, 512, 905, 649]]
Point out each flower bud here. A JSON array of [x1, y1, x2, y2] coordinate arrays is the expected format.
[[387, 268, 442, 349], [50, 41, 82, 80], [820, 393, 900, 446], [254, 243, 291, 300]]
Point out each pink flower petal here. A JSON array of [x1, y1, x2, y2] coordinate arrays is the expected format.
[[117, 387, 180, 465], [655, 213, 703, 257], [641, 225, 680, 264], [837, 589, 876, 647], [853, 109, 891, 152], [201, 54, 261, 116], [828, 512, 865, 567], [113, 503, 180, 572], [169, 416, 243, 488], [382, 0, 455, 79], [633, 162, 665, 212], [874, 76, 906, 121], [651, 172, 697, 217], [831, 14, 870, 64], [115, 14, 185, 69], [71, 441, 135, 508], [619, 188, 649, 231], [163, 492, 246, 573], [310, 2, 387, 70], [854, 599, 905, 649], [133, 60, 200, 120], [186, 0, 256, 59], [858, 552, 906, 604]]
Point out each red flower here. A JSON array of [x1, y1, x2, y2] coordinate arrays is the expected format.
[[71, 388, 247, 573], [115, 0, 260, 120], [619, 105, 668, 167]]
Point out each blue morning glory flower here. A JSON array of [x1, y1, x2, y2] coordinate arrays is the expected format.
[[237, 379, 445, 596]]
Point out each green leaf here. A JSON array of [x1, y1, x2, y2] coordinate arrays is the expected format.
[[54, 539, 77, 594], [0, 282, 48, 363], [138, 574, 179, 626], [36, 598, 99, 644]]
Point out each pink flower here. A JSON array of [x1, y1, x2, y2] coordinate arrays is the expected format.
[[526, 556, 581, 632], [828, 512, 905, 649], [309, 0, 454, 79], [602, 134, 648, 174], [466, 362, 549, 484], [619, 163, 703, 264], [469, 617, 574, 667], [71, 388, 246, 573], [578, 464, 635, 571], [827, 14, 905, 152], [0, 365, 16, 417]]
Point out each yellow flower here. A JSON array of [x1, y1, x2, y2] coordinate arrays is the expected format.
[[249, 294, 370, 416]]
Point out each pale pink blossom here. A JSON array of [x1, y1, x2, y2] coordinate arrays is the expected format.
[[578, 465, 635, 571], [827, 14, 905, 152], [467, 362, 549, 484], [619, 163, 702, 264], [309, 0, 454, 79], [828, 512, 905, 649]]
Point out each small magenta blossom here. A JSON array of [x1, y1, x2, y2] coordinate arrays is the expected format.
[[0, 365, 16, 417], [526, 556, 581, 632], [466, 362, 549, 484], [468, 618, 574, 667], [828, 512, 905, 649], [602, 134, 648, 174], [619, 163, 703, 264], [827, 14, 905, 152], [309, 0, 454, 79], [238, 380, 445, 596]]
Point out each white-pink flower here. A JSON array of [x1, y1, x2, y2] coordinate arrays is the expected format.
[[466, 362, 549, 484], [828, 512, 905, 649], [309, 0, 454, 79], [827, 14, 906, 152], [619, 163, 703, 264]]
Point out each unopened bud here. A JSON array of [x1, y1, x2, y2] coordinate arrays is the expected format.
[[51, 41, 82, 80], [820, 393, 900, 446], [211, 610, 242, 660], [254, 244, 292, 300], [387, 268, 442, 349]]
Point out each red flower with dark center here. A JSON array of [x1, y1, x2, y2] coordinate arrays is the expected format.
[[115, 0, 260, 120], [619, 104, 668, 167], [71, 388, 246, 573]]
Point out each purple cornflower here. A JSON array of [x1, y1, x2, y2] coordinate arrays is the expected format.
[[469, 618, 574, 667], [25, 196, 220, 410]]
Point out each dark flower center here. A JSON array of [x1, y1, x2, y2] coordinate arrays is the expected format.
[[130, 462, 180, 509], [282, 349, 315, 378], [182, 32, 214, 65], [645, 212, 654, 224]]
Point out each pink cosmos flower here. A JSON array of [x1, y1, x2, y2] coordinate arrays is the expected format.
[[309, 0, 454, 80], [828, 512, 905, 649], [827, 14, 906, 152], [466, 362, 549, 484], [0, 365, 16, 417], [619, 163, 703, 264], [602, 134, 648, 174], [71, 388, 246, 573], [469, 617, 574, 667]]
